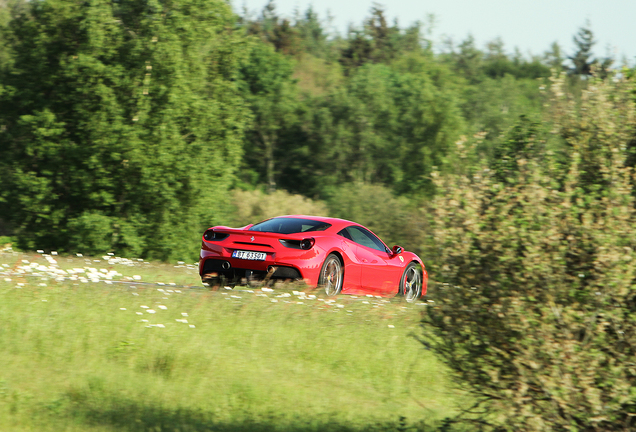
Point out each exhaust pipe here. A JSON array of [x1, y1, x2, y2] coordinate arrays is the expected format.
[[263, 266, 277, 285], [221, 261, 231, 270]]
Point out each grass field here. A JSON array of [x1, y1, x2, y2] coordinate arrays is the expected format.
[[0, 250, 464, 432]]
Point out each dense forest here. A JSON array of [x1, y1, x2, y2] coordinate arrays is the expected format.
[[2, 1, 636, 429]]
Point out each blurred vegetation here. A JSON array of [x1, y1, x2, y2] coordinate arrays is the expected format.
[[230, 188, 328, 227], [422, 75, 636, 430], [1, 0, 636, 428]]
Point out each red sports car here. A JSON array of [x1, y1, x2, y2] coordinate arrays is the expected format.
[[199, 215, 427, 301]]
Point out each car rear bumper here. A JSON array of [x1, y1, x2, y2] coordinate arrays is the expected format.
[[199, 242, 323, 286], [200, 258, 302, 280]]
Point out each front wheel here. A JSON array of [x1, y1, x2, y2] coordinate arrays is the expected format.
[[399, 263, 422, 302], [319, 253, 343, 296]]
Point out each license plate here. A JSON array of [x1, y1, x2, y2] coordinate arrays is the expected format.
[[232, 250, 266, 261]]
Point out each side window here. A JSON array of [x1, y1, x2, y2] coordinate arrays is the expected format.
[[337, 229, 353, 241], [345, 226, 386, 252]]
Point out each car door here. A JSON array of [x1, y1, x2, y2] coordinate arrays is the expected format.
[[343, 226, 395, 293], [335, 233, 363, 293]]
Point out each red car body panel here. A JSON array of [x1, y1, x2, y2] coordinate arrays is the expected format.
[[199, 215, 428, 298]]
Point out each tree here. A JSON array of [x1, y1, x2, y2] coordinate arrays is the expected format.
[[294, 6, 330, 59], [238, 42, 298, 192], [0, 0, 249, 260], [454, 35, 484, 83], [569, 22, 596, 76], [544, 41, 565, 71], [242, 0, 301, 56], [273, 62, 464, 197]]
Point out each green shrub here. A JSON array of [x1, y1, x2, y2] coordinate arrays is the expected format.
[[326, 182, 425, 253], [422, 74, 636, 431], [229, 188, 328, 227]]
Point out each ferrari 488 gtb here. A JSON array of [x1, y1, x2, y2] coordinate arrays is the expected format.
[[199, 215, 427, 301]]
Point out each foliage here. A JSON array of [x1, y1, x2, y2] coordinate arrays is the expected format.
[[440, 35, 551, 84], [292, 53, 344, 97], [0, 0, 25, 71], [237, 41, 298, 192], [326, 182, 424, 253], [569, 22, 596, 76], [0, 0, 249, 261], [272, 61, 464, 197], [228, 188, 328, 227], [422, 74, 636, 431], [568, 22, 613, 79], [461, 74, 546, 148], [339, 5, 430, 71], [544, 42, 566, 72]]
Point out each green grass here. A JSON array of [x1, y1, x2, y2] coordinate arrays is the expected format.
[[0, 251, 465, 432]]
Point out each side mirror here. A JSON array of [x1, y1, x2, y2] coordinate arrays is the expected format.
[[392, 245, 403, 255]]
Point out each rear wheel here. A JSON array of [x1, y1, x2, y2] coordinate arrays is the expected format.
[[399, 263, 422, 302], [319, 254, 343, 296]]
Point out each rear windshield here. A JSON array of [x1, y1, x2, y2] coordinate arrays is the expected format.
[[249, 217, 331, 234]]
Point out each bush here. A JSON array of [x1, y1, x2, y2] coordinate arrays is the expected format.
[[229, 188, 328, 227], [326, 182, 425, 253], [422, 74, 636, 431]]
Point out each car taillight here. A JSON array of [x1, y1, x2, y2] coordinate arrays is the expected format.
[[203, 230, 229, 241], [300, 238, 315, 250]]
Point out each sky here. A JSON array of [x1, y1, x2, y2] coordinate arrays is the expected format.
[[234, 0, 636, 66]]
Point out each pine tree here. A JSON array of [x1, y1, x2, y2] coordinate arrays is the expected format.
[[544, 41, 565, 71], [569, 22, 596, 76]]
